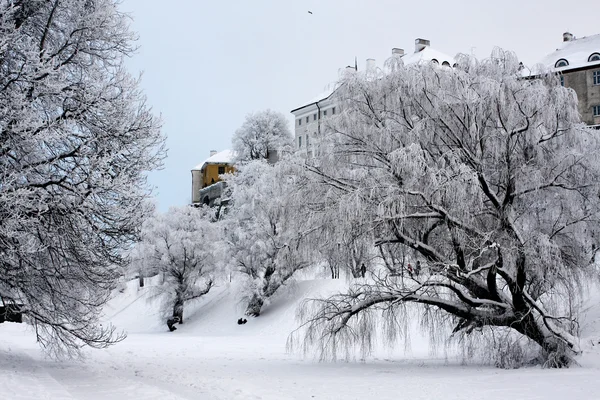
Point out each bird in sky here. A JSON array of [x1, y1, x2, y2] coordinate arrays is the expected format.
[[308, 11, 313, 14]]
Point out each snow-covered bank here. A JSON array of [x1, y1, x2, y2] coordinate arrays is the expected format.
[[1, 277, 600, 399], [2, 323, 600, 400]]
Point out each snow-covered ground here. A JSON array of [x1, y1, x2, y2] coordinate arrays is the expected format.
[[2, 277, 600, 400]]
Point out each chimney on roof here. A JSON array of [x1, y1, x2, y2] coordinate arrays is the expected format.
[[366, 58, 376, 71], [563, 32, 574, 42], [392, 48, 405, 56], [415, 38, 430, 53], [209, 150, 217, 157]]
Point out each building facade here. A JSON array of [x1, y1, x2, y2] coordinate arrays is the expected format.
[[290, 87, 338, 159], [536, 32, 600, 127], [191, 150, 235, 206], [290, 38, 456, 156]]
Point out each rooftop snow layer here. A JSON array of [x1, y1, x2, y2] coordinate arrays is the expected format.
[[192, 149, 235, 171], [291, 47, 455, 113], [291, 87, 336, 113], [401, 46, 455, 66], [537, 34, 600, 72]]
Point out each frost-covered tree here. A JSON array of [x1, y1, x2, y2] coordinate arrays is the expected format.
[[224, 159, 311, 316], [232, 109, 293, 163], [316, 207, 375, 279], [135, 206, 217, 324], [296, 50, 600, 367], [0, 0, 165, 355]]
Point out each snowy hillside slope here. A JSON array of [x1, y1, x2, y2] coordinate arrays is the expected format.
[[103, 275, 438, 359], [105, 274, 352, 335], [102, 276, 165, 333], [2, 277, 600, 399], [104, 275, 600, 364]]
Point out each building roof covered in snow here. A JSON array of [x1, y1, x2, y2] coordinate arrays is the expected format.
[[536, 32, 600, 72], [401, 44, 455, 67], [290, 38, 455, 114], [291, 87, 337, 113], [192, 149, 235, 171]]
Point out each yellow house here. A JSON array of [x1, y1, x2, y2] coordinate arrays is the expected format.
[[191, 150, 236, 205]]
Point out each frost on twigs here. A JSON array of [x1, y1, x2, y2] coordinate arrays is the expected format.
[[130, 206, 218, 324], [0, 0, 165, 356], [288, 275, 451, 362], [295, 49, 599, 367], [223, 158, 314, 317], [232, 110, 293, 163], [31, 317, 126, 360]]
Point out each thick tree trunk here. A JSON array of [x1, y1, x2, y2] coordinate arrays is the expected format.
[[173, 295, 184, 324], [512, 313, 574, 368], [245, 293, 264, 317], [246, 264, 277, 317]]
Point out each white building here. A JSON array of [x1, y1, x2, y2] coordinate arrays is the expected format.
[[289, 87, 337, 159], [290, 38, 455, 157]]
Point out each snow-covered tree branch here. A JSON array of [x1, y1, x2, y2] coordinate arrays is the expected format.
[[295, 50, 600, 367], [0, 0, 165, 356], [133, 206, 218, 324], [224, 159, 312, 316], [232, 109, 292, 163]]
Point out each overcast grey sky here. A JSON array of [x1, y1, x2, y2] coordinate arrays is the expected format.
[[121, 0, 598, 211]]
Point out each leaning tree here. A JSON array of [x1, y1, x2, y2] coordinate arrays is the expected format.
[[0, 0, 165, 356], [224, 159, 312, 316], [134, 206, 217, 324], [296, 50, 600, 367]]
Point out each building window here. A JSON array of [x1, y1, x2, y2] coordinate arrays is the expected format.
[[442, 61, 451, 67], [313, 113, 317, 121], [332, 107, 336, 115], [218, 166, 225, 174], [323, 110, 327, 117], [298, 119, 301, 126], [431, 59, 439, 64], [306, 134, 309, 146], [306, 116, 309, 123], [594, 105, 600, 117], [560, 75, 564, 86], [555, 59, 569, 68], [594, 70, 600, 85], [298, 136, 302, 148], [589, 53, 600, 62]]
